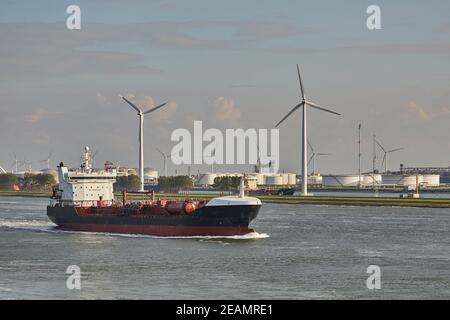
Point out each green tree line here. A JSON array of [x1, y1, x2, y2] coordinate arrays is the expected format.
[[0, 173, 56, 191], [213, 176, 247, 191], [114, 175, 141, 192], [159, 176, 193, 192]]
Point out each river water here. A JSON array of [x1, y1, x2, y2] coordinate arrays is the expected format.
[[0, 196, 449, 299]]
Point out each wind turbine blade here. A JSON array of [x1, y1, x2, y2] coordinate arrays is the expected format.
[[119, 95, 142, 113], [307, 154, 314, 166], [387, 147, 404, 153], [381, 154, 386, 169], [156, 148, 165, 156], [297, 64, 305, 100], [307, 140, 314, 153], [305, 101, 341, 115], [275, 102, 303, 127], [143, 102, 167, 115], [375, 140, 386, 152]]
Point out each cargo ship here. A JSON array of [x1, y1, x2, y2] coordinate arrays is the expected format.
[[47, 147, 261, 237]]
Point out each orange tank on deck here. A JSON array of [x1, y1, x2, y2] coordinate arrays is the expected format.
[[165, 201, 196, 214]]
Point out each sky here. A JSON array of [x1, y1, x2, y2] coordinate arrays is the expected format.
[[1, 0, 450, 175]]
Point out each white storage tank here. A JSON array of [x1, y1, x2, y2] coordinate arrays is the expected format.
[[363, 174, 382, 186], [245, 175, 258, 190], [198, 173, 217, 186], [322, 174, 361, 187], [144, 168, 158, 179], [255, 173, 265, 185], [266, 174, 284, 186], [288, 173, 297, 185], [127, 168, 137, 176], [381, 174, 423, 187], [422, 174, 440, 187], [308, 174, 323, 185]]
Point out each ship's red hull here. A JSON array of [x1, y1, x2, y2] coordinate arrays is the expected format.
[[58, 223, 255, 237]]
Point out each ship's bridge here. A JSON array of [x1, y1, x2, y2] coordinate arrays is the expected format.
[[56, 147, 117, 204]]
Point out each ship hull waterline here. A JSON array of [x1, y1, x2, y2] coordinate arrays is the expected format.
[[47, 204, 261, 237]]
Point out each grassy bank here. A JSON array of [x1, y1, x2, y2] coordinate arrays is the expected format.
[[2, 190, 450, 208], [257, 195, 450, 208], [0, 190, 51, 198]]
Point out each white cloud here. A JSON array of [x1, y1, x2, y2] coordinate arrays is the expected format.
[[155, 100, 177, 123], [211, 96, 241, 127], [404, 101, 450, 122], [24, 108, 48, 124]]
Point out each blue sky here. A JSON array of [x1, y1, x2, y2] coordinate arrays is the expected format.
[[1, 0, 450, 175]]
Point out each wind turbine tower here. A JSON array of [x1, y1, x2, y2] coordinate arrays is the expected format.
[[156, 148, 171, 177], [275, 65, 341, 196], [120, 95, 167, 191], [358, 123, 362, 188]]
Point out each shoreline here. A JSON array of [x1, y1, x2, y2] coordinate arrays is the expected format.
[[1, 190, 450, 208]]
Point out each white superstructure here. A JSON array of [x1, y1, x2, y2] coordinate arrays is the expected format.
[[56, 147, 116, 205]]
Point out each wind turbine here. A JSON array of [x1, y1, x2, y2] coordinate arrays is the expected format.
[[39, 152, 53, 170], [120, 95, 167, 191], [9, 153, 18, 173], [307, 140, 331, 175], [275, 64, 341, 196], [375, 139, 403, 173], [18, 158, 32, 172], [156, 147, 171, 177]]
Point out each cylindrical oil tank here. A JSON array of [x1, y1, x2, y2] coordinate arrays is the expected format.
[[421, 174, 440, 187], [265, 174, 284, 185], [165, 201, 184, 214], [183, 202, 196, 214], [363, 174, 382, 185], [198, 173, 217, 186], [245, 176, 258, 190], [288, 173, 297, 185], [144, 168, 158, 178], [381, 174, 423, 187], [308, 174, 323, 185], [322, 174, 361, 187], [255, 173, 265, 185]]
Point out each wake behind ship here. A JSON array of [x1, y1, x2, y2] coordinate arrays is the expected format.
[[47, 147, 261, 237]]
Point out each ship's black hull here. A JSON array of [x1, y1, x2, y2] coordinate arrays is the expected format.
[[47, 204, 261, 236]]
